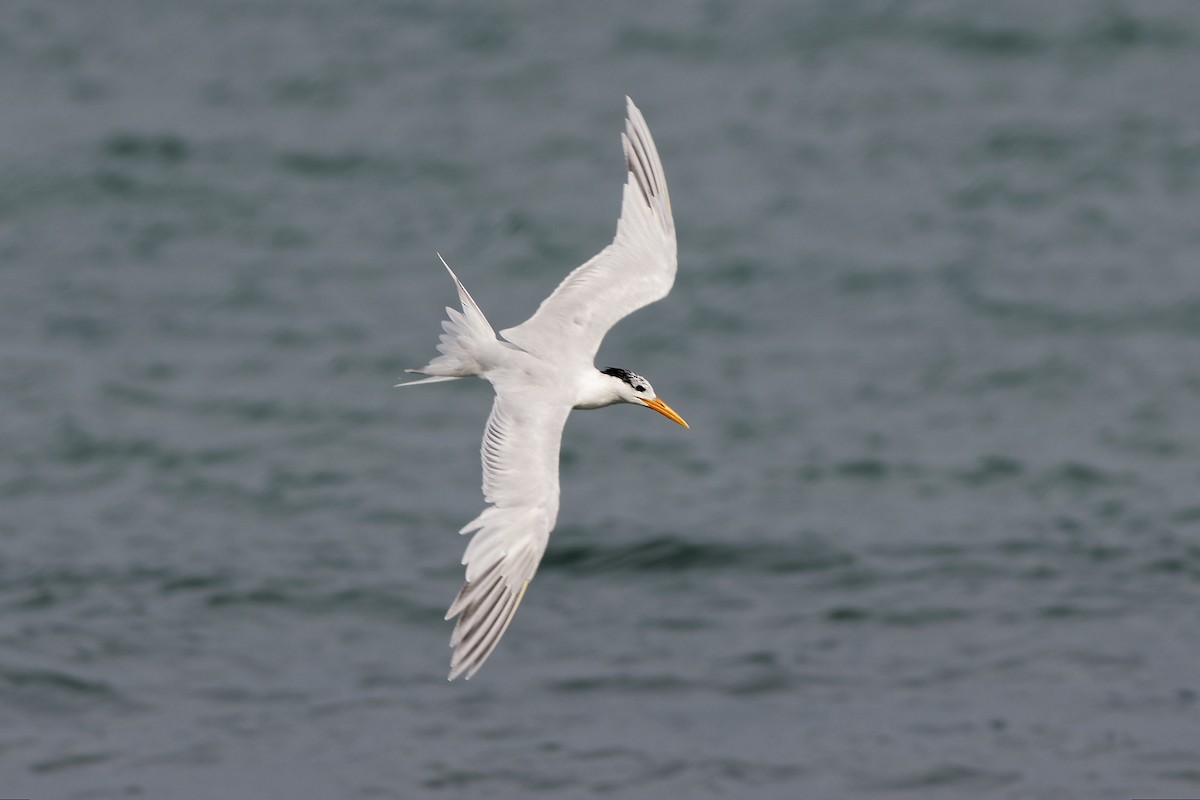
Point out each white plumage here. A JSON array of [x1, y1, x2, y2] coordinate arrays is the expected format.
[[399, 97, 688, 680]]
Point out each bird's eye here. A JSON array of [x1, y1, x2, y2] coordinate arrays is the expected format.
[[635, 385, 646, 392]]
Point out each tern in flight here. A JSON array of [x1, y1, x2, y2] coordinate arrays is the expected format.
[[400, 97, 688, 680]]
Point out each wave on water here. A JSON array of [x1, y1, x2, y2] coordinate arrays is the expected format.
[[541, 534, 855, 575]]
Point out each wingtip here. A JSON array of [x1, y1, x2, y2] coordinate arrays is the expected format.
[[625, 95, 645, 121]]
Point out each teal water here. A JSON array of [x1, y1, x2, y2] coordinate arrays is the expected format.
[[3, 1, 1200, 798]]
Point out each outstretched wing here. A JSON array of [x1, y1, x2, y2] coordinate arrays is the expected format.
[[445, 384, 572, 680], [500, 97, 676, 366]]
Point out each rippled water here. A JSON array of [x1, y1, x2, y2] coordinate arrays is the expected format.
[[3, 1, 1200, 798]]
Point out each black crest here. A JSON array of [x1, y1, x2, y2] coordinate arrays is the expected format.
[[601, 367, 647, 392]]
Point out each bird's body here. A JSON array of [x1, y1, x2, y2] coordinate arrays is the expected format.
[[400, 98, 687, 680]]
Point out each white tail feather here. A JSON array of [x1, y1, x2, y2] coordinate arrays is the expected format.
[[395, 374, 460, 387], [398, 255, 497, 384]]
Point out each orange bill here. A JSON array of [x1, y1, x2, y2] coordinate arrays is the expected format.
[[640, 396, 689, 429]]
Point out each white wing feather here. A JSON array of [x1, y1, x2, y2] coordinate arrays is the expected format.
[[444, 385, 572, 680], [500, 97, 677, 366]]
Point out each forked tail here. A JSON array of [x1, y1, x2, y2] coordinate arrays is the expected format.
[[396, 255, 497, 387]]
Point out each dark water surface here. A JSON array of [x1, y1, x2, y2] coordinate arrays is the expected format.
[[3, 1, 1200, 798]]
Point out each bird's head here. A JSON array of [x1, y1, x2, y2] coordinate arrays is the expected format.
[[600, 367, 689, 428]]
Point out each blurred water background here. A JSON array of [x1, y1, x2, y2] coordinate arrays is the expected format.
[[3, 1, 1200, 798]]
